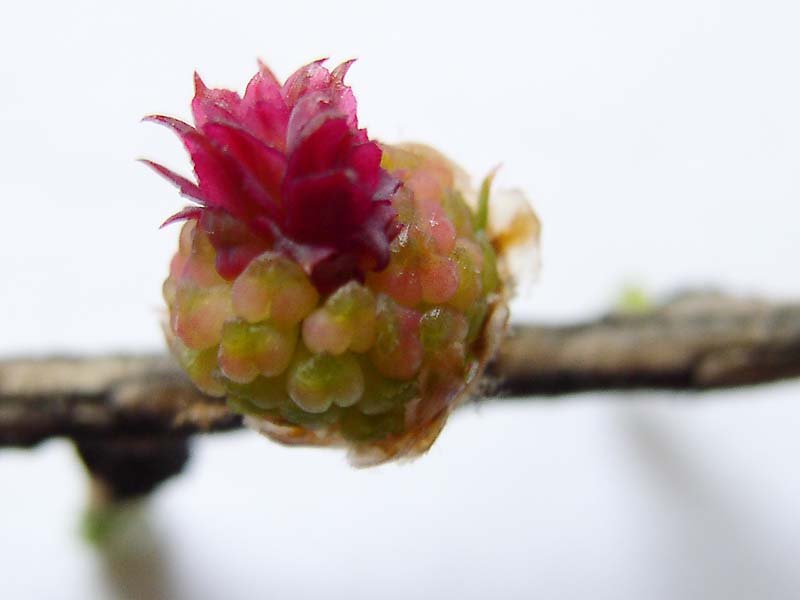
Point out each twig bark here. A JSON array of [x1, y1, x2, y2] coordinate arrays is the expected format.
[[2, 291, 799, 449], [490, 291, 800, 395], [2, 291, 799, 496], [0, 355, 238, 448]]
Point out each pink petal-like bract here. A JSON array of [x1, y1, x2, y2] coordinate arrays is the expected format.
[[146, 59, 400, 292]]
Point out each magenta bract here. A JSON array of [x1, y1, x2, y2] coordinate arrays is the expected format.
[[144, 59, 400, 291]]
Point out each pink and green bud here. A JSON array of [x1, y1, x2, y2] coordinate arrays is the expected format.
[[231, 253, 318, 326], [173, 284, 232, 351], [369, 296, 424, 381], [419, 254, 459, 304], [301, 281, 377, 354], [217, 319, 297, 383], [420, 306, 469, 352], [288, 351, 364, 413], [151, 59, 539, 464], [168, 339, 226, 397], [447, 239, 484, 312]]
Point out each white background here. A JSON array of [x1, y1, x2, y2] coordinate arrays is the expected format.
[[2, 0, 800, 598]]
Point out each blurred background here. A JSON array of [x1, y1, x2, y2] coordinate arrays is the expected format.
[[2, 0, 800, 598]]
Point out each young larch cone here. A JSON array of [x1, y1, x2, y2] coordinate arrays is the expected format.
[[147, 59, 539, 465]]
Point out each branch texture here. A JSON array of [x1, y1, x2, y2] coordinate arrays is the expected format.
[[2, 292, 799, 450], [491, 291, 800, 395]]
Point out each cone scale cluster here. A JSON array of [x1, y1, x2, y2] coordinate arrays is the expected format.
[[147, 59, 538, 464]]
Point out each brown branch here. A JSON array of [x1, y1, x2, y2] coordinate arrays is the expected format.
[[490, 291, 800, 396], [0, 355, 238, 448], [2, 291, 799, 452], [3, 290, 798, 498]]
